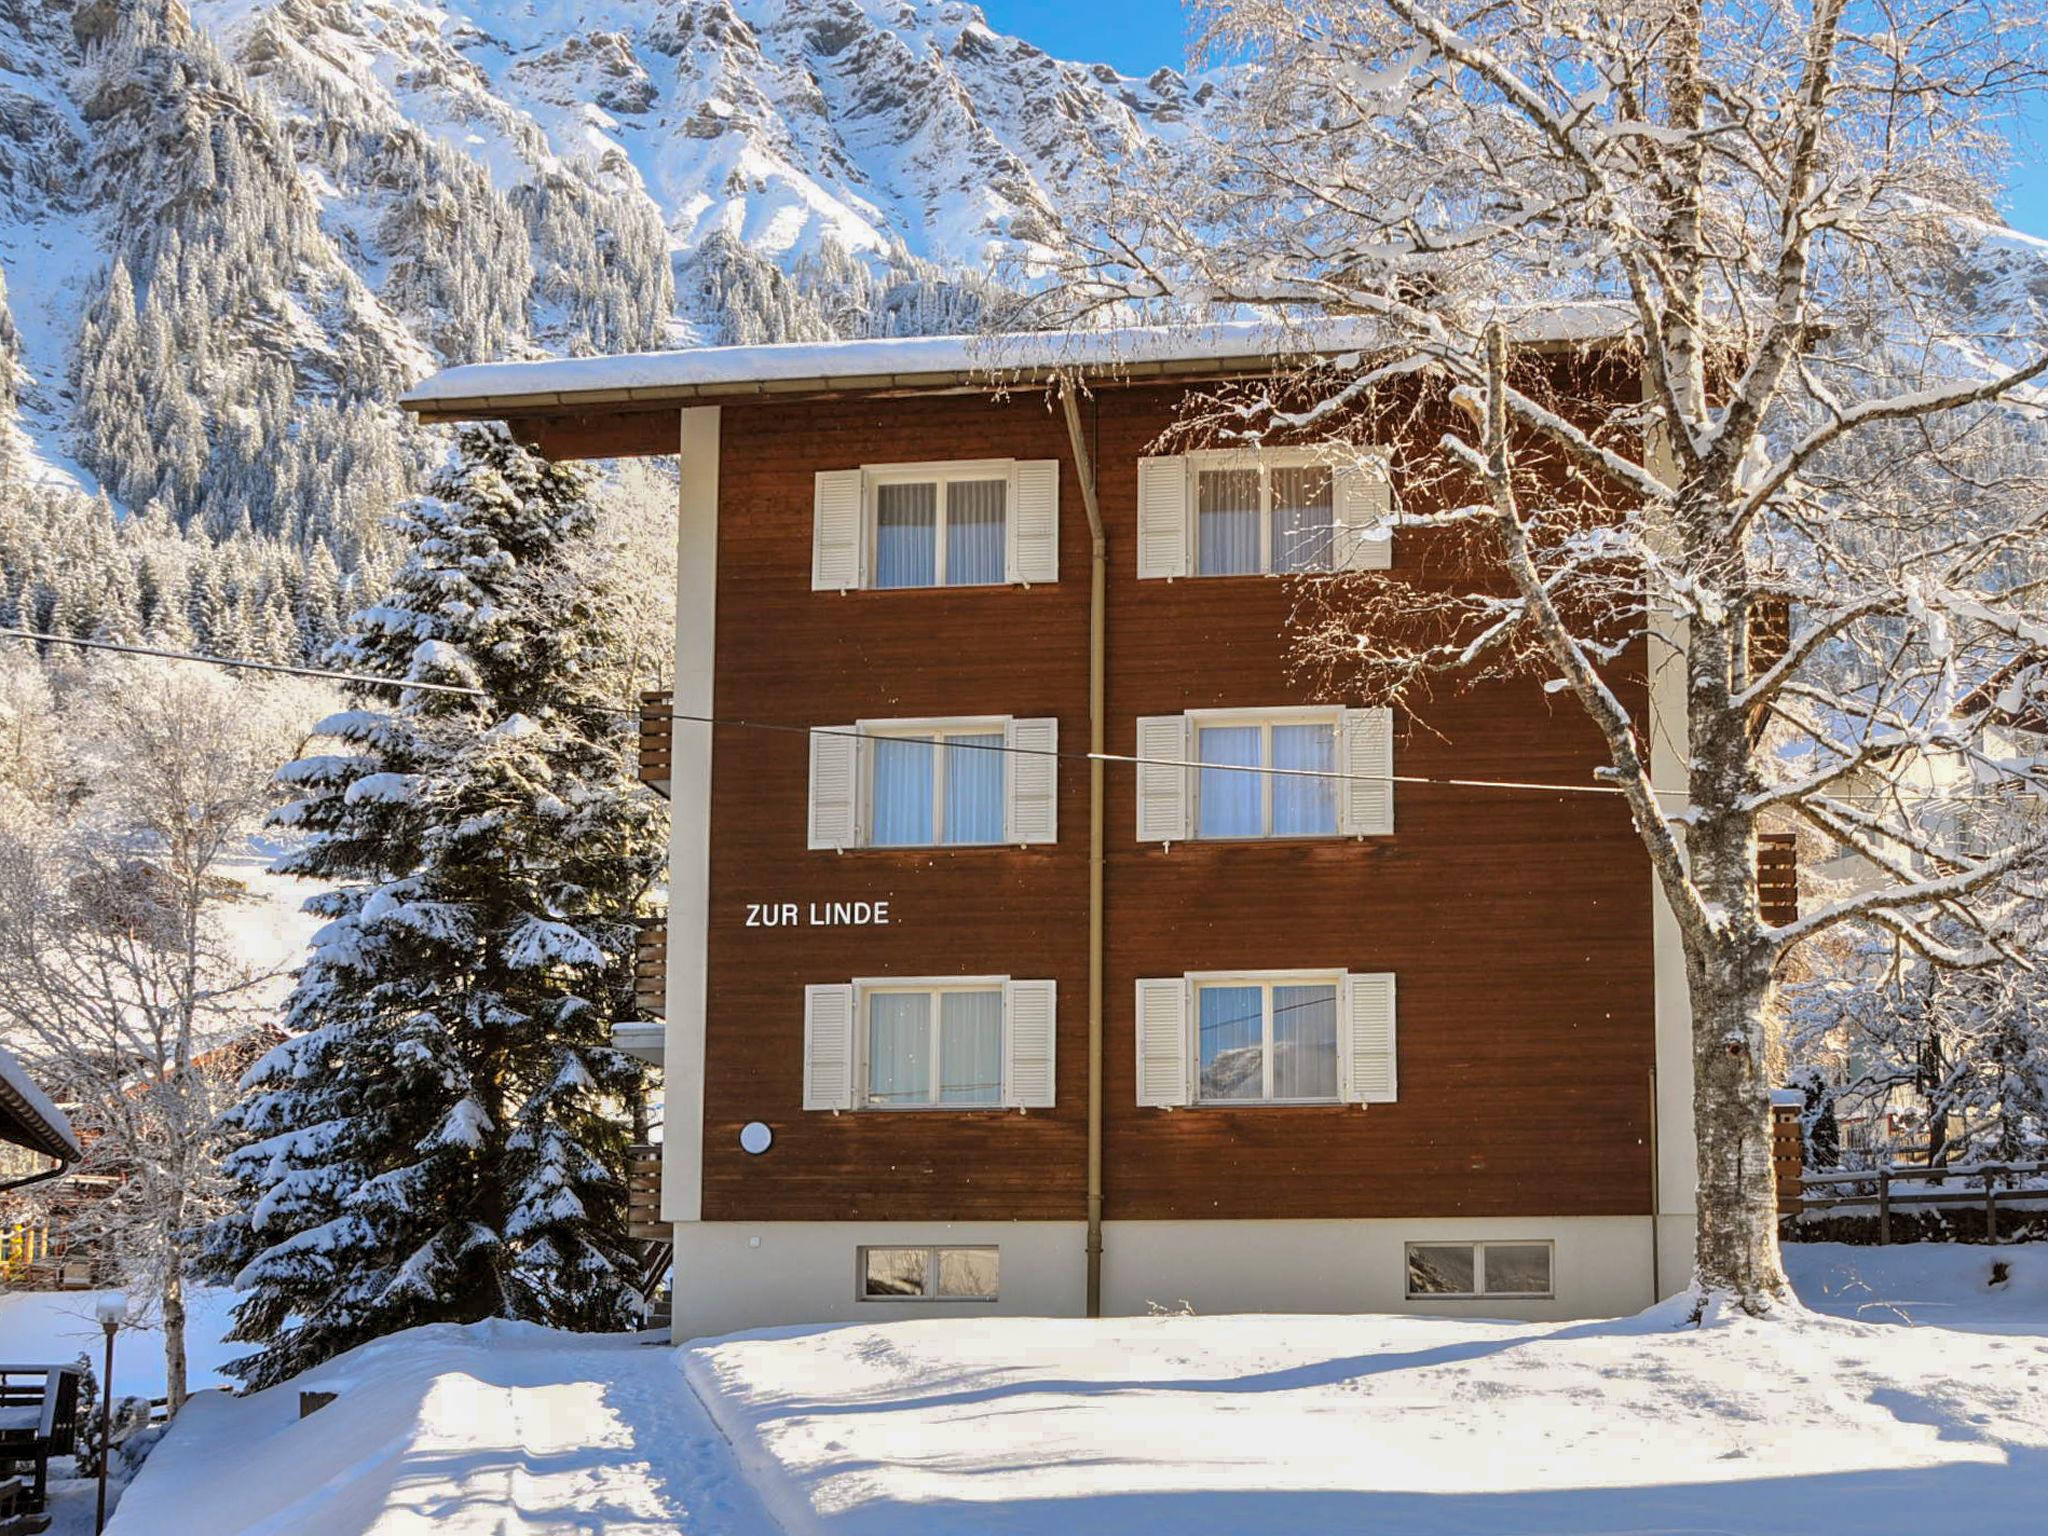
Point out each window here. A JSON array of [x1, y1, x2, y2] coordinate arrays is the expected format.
[[1194, 715, 1339, 839], [1195, 976, 1340, 1103], [874, 472, 1007, 588], [870, 728, 1006, 846], [859, 1245, 1000, 1301], [863, 984, 1005, 1108], [1194, 454, 1335, 576], [1405, 1241, 1554, 1300], [814, 460, 1058, 591]]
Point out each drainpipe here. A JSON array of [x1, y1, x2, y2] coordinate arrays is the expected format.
[[1058, 378, 1107, 1317]]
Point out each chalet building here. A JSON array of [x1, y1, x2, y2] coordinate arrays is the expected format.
[[402, 320, 1712, 1338]]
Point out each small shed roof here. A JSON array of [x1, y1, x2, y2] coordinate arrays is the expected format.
[[0, 1046, 80, 1164]]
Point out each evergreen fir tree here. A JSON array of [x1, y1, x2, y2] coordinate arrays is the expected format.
[[201, 426, 665, 1388]]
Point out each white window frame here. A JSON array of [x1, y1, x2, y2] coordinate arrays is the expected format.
[[1187, 447, 1338, 577], [1403, 1240, 1556, 1300], [1187, 706, 1342, 841], [867, 460, 1013, 589], [860, 715, 1010, 848], [1189, 968, 1345, 1106], [854, 975, 1009, 1110], [856, 1244, 1001, 1302]]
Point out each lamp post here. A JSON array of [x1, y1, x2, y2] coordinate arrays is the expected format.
[[93, 1293, 126, 1536]]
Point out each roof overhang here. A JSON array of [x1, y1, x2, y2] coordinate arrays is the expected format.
[[399, 309, 1634, 459]]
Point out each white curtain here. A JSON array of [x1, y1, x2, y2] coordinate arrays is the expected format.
[[1270, 466, 1334, 573], [867, 992, 931, 1104], [942, 733, 1004, 843], [939, 990, 1003, 1104], [1196, 468, 1260, 575], [875, 482, 937, 588], [1196, 725, 1263, 838], [872, 735, 936, 845], [1272, 983, 1338, 1099], [1197, 983, 1264, 1100], [946, 479, 1006, 585], [1271, 723, 1337, 835]]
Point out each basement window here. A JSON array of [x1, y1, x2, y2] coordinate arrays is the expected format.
[[1404, 1241, 1554, 1300], [859, 1245, 1000, 1301]]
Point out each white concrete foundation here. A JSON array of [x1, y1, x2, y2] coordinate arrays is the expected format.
[[670, 1215, 1666, 1341]]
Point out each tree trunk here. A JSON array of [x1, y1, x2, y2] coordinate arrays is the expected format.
[[162, 1251, 189, 1415], [1686, 941, 1790, 1307]]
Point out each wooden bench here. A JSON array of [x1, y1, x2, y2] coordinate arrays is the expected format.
[[0, 1366, 80, 1519]]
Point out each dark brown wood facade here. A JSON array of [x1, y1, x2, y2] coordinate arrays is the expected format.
[[695, 383, 1657, 1225]]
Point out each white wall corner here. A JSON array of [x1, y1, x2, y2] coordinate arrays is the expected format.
[[664, 406, 719, 1226]]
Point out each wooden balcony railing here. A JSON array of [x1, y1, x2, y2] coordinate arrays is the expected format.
[[1772, 1097, 1803, 1215], [1757, 832, 1799, 927], [634, 920, 666, 1018], [637, 690, 673, 798], [625, 1143, 665, 1243]]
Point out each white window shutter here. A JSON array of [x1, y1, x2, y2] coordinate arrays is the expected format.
[[1135, 714, 1191, 843], [1342, 972, 1398, 1104], [1134, 977, 1191, 1107], [1334, 458, 1393, 571], [1339, 707, 1394, 836], [1004, 716, 1059, 844], [1007, 460, 1060, 584], [1136, 455, 1190, 579], [1004, 979, 1057, 1108], [812, 469, 864, 590], [803, 983, 855, 1110], [808, 726, 861, 849]]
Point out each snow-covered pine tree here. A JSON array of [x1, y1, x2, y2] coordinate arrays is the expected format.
[[202, 426, 665, 1388]]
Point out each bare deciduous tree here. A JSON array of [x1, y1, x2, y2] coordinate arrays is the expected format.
[[1036, 0, 2048, 1310]]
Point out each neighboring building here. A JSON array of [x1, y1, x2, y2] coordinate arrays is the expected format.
[[403, 319, 1709, 1337]]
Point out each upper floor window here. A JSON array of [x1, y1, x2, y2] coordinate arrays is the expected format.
[[1138, 447, 1392, 580], [808, 716, 1058, 850], [813, 460, 1060, 591], [1135, 707, 1392, 844], [803, 976, 1057, 1111]]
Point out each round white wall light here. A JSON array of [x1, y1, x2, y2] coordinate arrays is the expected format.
[[739, 1121, 773, 1155]]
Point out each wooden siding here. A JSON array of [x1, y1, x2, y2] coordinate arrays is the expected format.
[[698, 385, 1655, 1224]]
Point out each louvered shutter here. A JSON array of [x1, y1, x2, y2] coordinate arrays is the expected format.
[[812, 469, 864, 590], [1003, 979, 1057, 1108], [1334, 458, 1393, 571], [1007, 460, 1060, 584], [1135, 713, 1191, 843], [803, 983, 855, 1110], [1004, 716, 1059, 844], [1342, 972, 1397, 1104], [1136, 455, 1190, 579], [1134, 977, 1190, 1107], [807, 726, 861, 849], [1339, 707, 1394, 836]]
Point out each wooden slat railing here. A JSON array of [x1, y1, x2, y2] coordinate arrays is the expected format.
[[637, 690, 673, 797], [634, 921, 666, 1018], [1757, 832, 1799, 928], [1772, 1099, 1803, 1214], [625, 1143, 665, 1243]]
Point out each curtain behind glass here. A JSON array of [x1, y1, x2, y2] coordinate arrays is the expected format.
[[1198, 983, 1264, 1099], [939, 990, 1003, 1104], [875, 482, 938, 588], [1271, 723, 1338, 835], [1270, 466, 1334, 573], [1272, 983, 1338, 1098], [872, 735, 936, 845], [868, 992, 931, 1104], [1196, 468, 1260, 575], [1196, 725, 1263, 838], [943, 733, 1004, 843], [946, 479, 1006, 585]]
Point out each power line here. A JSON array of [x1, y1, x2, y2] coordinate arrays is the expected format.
[[0, 628, 489, 698]]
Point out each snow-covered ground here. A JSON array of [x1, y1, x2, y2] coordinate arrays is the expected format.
[[94, 1243, 2048, 1535]]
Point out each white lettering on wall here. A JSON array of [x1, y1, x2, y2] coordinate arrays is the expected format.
[[744, 900, 890, 928]]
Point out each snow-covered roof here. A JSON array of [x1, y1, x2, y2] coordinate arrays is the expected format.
[[402, 309, 1633, 420], [0, 1045, 80, 1163]]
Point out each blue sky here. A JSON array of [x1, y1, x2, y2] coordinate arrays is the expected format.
[[977, 1, 2047, 239]]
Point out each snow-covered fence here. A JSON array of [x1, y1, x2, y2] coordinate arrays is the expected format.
[[1798, 1162, 2048, 1244]]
